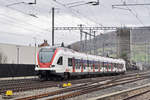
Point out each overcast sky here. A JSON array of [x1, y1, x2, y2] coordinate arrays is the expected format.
[[0, 0, 150, 46]]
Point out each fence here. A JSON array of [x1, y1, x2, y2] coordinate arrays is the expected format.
[[0, 64, 36, 78]]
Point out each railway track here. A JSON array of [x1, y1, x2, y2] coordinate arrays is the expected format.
[[0, 75, 117, 95], [123, 84, 150, 100], [15, 72, 150, 100], [0, 80, 58, 94], [88, 82, 150, 100], [0, 71, 145, 95]]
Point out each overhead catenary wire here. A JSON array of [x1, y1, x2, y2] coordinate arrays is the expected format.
[[3, 2, 83, 30], [0, 12, 51, 34], [0, 2, 55, 28], [126, 6, 145, 26], [0, 30, 48, 43], [52, 0, 103, 27], [0, 5, 50, 30], [52, 0, 93, 26], [0, 15, 48, 34], [0, 0, 77, 45], [65, 1, 85, 6], [115, 0, 146, 26]]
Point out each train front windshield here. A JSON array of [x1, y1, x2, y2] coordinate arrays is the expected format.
[[39, 48, 55, 63]]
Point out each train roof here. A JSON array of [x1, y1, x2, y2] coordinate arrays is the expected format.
[[40, 46, 125, 63]]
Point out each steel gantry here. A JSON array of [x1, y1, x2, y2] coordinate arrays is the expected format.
[[54, 26, 118, 31], [54, 26, 150, 31]]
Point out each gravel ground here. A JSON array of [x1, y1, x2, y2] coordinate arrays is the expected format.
[[0, 70, 148, 100], [129, 91, 150, 100], [0, 87, 62, 100], [67, 78, 150, 100], [0, 80, 91, 100]]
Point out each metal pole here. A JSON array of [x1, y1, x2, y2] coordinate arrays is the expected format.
[[93, 31, 96, 55], [103, 40, 104, 56], [89, 29, 92, 54], [17, 47, 19, 64], [34, 37, 37, 67], [79, 24, 83, 52], [145, 41, 147, 64], [148, 41, 149, 64], [52, 7, 55, 46], [85, 33, 87, 53]]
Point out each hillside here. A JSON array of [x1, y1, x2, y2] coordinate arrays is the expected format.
[[69, 28, 150, 65]]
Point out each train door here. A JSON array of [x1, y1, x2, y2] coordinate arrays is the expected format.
[[56, 56, 65, 72], [72, 57, 75, 72], [75, 59, 80, 73], [107, 63, 109, 72], [104, 62, 107, 73], [98, 61, 101, 72], [93, 61, 95, 72], [108, 62, 111, 73], [95, 61, 98, 72], [83, 60, 88, 73], [115, 63, 118, 73], [111, 63, 113, 72], [80, 59, 83, 72], [68, 57, 75, 73], [87, 60, 90, 72]]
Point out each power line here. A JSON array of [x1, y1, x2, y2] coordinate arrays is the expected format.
[[52, 0, 103, 27], [0, 16, 45, 33], [126, 6, 145, 26], [112, 3, 150, 7], [112, 1, 145, 26], [0, 12, 50, 33], [53, 0, 93, 26], [0, 30, 47, 42], [0, 15, 49, 34], [0, 4, 51, 29]]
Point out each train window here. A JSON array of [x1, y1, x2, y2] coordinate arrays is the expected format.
[[121, 64, 123, 68], [39, 48, 55, 63], [112, 63, 114, 68], [102, 62, 104, 67], [83, 60, 87, 69], [114, 63, 117, 68], [95, 65, 98, 69], [108, 64, 110, 69], [75, 59, 79, 69], [57, 56, 63, 65], [68, 58, 72, 66], [75, 59, 77, 68], [87, 60, 89, 67], [91, 61, 93, 69], [99, 62, 101, 69], [95, 61, 98, 69], [103, 62, 107, 68]]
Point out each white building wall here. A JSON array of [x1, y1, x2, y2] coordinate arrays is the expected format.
[[0, 43, 40, 64]]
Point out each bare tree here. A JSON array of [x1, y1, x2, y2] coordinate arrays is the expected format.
[[0, 52, 7, 64], [0, 52, 2, 64]]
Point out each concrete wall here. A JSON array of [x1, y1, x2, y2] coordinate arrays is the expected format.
[[0, 43, 40, 64]]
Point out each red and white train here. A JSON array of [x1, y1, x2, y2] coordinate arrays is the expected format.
[[35, 47, 126, 80]]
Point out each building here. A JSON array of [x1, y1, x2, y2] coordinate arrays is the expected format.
[[0, 43, 40, 64]]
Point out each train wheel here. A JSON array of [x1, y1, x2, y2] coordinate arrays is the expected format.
[[64, 73, 68, 80], [57, 77, 62, 81], [64, 73, 70, 80], [39, 74, 46, 81]]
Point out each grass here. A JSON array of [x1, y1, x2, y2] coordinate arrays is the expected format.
[[86, 44, 150, 64]]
